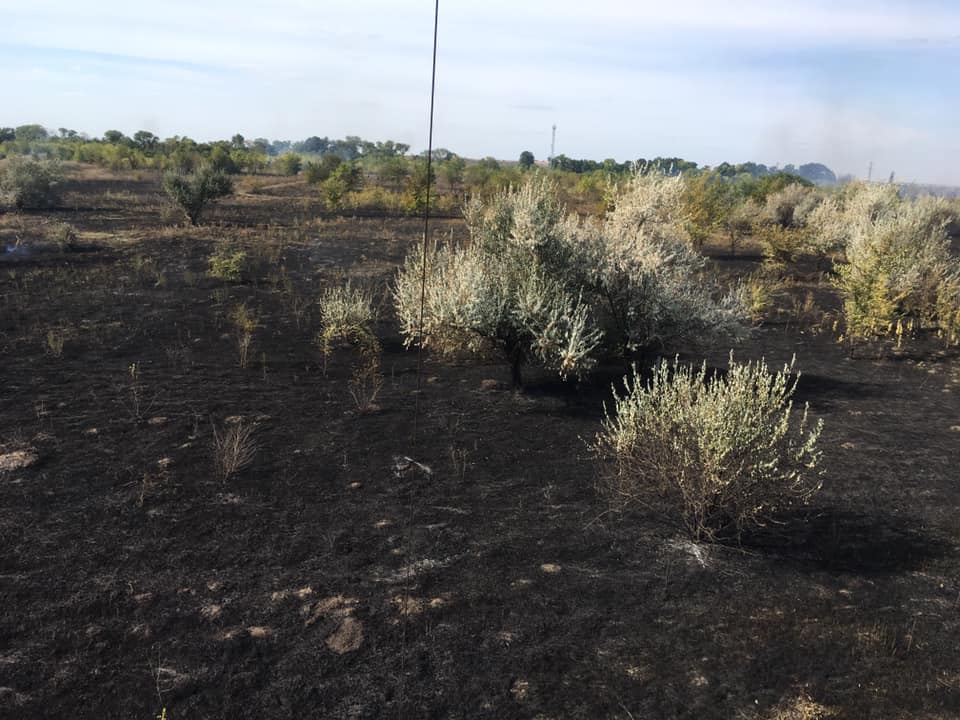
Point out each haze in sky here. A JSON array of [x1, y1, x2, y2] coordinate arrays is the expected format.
[[3, 0, 959, 184]]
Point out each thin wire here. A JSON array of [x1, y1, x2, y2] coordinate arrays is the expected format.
[[412, 0, 440, 447], [399, 4, 440, 717]]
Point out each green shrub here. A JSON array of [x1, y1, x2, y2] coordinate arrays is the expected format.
[[321, 163, 364, 211], [162, 165, 233, 225], [208, 245, 247, 282], [304, 155, 343, 184], [0, 157, 63, 210], [815, 183, 960, 346], [596, 355, 823, 541], [276, 153, 302, 176], [317, 282, 378, 354]]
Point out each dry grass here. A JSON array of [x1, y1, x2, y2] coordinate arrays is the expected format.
[[212, 420, 257, 482]]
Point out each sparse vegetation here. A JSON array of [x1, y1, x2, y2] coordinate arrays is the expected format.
[[4, 154, 959, 720]]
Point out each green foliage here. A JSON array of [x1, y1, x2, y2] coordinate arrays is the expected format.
[[321, 162, 364, 211], [372, 156, 407, 187], [276, 153, 302, 176], [0, 157, 63, 210], [208, 245, 247, 282], [817, 183, 960, 346], [208, 145, 239, 174], [518, 150, 535, 169], [14, 124, 48, 142], [304, 154, 343, 185], [317, 282, 379, 358], [746, 172, 814, 203], [753, 223, 813, 268], [596, 355, 823, 541], [439, 156, 465, 188], [681, 172, 735, 249], [404, 160, 436, 216], [162, 165, 233, 225]]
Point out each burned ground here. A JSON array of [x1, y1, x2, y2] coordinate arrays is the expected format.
[[1, 168, 958, 719]]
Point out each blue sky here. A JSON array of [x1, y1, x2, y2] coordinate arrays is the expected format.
[[3, 0, 959, 184]]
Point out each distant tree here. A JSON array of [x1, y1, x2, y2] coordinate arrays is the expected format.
[[269, 140, 291, 156], [304, 154, 343, 184], [276, 153, 302, 176], [14, 124, 48, 142], [57, 128, 79, 140], [298, 136, 331, 154], [209, 144, 240, 174], [439, 156, 465, 188], [103, 129, 130, 145], [404, 160, 437, 216], [374, 156, 408, 187], [0, 128, 15, 142], [373, 140, 410, 158], [230, 134, 246, 150], [519, 150, 535, 169], [321, 162, 363, 210], [421, 148, 455, 162], [133, 131, 159, 152], [797, 163, 837, 185], [162, 165, 234, 225], [329, 137, 362, 161], [748, 172, 813, 203], [251, 138, 271, 155]]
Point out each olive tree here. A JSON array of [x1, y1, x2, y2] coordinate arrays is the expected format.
[[395, 172, 744, 385]]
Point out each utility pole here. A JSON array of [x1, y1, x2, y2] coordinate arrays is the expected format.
[[550, 124, 556, 161], [867, 161, 873, 182]]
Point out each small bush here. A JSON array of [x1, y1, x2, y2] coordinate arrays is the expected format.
[[317, 282, 378, 358], [208, 245, 247, 282], [162, 165, 233, 225], [1, 157, 63, 210], [212, 420, 257, 482], [595, 355, 823, 541]]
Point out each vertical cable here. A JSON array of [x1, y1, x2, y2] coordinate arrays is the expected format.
[[412, 0, 440, 447], [399, 4, 440, 717]]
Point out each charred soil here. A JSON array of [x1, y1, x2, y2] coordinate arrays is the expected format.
[[1, 168, 959, 719]]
